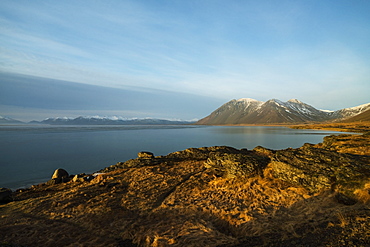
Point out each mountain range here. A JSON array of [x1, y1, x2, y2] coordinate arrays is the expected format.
[[0, 116, 195, 125], [30, 116, 196, 125], [196, 98, 370, 125], [1, 99, 370, 126], [0, 116, 24, 124]]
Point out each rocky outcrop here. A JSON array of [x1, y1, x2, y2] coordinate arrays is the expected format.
[[271, 143, 370, 196], [205, 149, 270, 178], [137, 151, 154, 159], [100, 144, 370, 202], [100, 146, 250, 172]]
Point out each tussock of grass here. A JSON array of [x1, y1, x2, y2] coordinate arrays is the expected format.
[[354, 182, 370, 204]]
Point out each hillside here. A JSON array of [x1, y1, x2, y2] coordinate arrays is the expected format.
[[1, 126, 370, 246], [197, 98, 370, 125]]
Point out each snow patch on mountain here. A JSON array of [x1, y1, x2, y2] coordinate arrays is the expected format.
[[35, 116, 196, 125], [44, 117, 73, 121], [0, 116, 24, 124], [197, 97, 370, 124], [0, 116, 11, 120], [287, 99, 303, 104], [319, 109, 334, 113], [237, 98, 262, 103]]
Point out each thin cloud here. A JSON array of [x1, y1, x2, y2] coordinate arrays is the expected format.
[[0, 0, 369, 116]]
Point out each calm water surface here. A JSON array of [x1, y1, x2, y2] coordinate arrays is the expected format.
[[0, 125, 343, 189]]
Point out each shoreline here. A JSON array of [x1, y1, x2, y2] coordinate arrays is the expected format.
[[1, 122, 369, 246], [1, 123, 368, 191], [197, 121, 370, 133], [289, 121, 370, 133]]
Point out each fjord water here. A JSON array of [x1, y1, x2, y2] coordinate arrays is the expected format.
[[0, 125, 342, 189]]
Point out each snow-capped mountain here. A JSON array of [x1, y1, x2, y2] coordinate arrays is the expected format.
[[0, 116, 24, 124], [328, 103, 370, 120], [33, 116, 196, 125], [196, 98, 370, 125]]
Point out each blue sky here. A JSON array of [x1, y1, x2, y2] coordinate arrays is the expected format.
[[0, 0, 369, 121]]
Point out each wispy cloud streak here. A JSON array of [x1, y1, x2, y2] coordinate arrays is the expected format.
[[0, 0, 369, 112]]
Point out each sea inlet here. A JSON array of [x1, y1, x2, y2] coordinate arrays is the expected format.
[[0, 125, 343, 189]]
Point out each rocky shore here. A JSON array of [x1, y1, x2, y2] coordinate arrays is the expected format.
[[1, 123, 369, 246]]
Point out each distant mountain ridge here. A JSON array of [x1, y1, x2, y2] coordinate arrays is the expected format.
[[0, 116, 24, 124], [30, 116, 195, 125], [196, 98, 370, 125]]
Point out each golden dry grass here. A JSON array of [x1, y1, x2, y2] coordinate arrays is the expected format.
[[291, 121, 370, 133], [292, 122, 370, 155], [1, 125, 370, 246]]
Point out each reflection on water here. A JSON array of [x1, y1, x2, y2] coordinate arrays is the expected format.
[[0, 125, 343, 189]]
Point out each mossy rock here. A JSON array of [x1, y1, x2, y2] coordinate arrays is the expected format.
[[205, 151, 270, 178], [270, 144, 370, 198]]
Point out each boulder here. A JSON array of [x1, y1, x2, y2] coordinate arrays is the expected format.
[[0, 188, 12, 203], [52, 168, 69, 179], [138, 151, 154, 159], [49, 168, 70, 184]]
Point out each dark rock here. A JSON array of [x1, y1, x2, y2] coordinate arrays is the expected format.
[[106, 182, 120, 188], [46, 178, 62, 185], [335, 193, 358, 205], [0, 188, 13, 203], [84, 176, 95, 182], [117, 238, 138, 247], [270, 144, 370, 196]]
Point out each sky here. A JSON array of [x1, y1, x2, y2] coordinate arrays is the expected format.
[[0, 0, 369, 121]]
